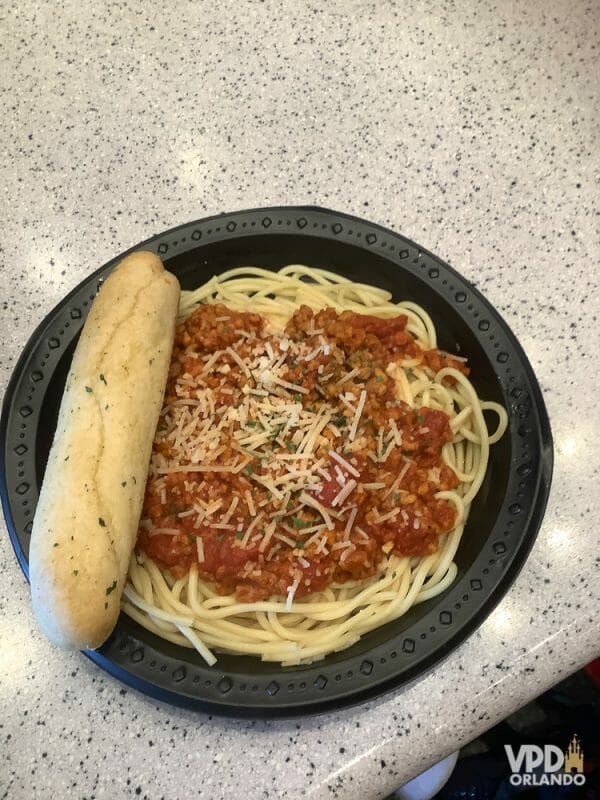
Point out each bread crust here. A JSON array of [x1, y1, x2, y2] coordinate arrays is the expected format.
[[29, 251, 180, 649]]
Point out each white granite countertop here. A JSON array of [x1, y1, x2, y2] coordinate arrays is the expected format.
[[1, 1, 599, 798]]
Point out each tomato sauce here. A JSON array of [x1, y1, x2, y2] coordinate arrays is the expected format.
[[137, 303, 465, 602]]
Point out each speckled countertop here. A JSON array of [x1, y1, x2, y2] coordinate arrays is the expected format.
[[1, 1, 599, 798]]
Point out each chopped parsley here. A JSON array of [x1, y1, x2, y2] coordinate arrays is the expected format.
[[53, 542, 59, 548], [244, 464, 255, 476], [105, 580, 117, 596], [292, 516, 312, 529], [269, 424, 284, 441], [235, 532, 244, 541], [84, 386, 92, 393], [99, 373, 107, 385], [295, 541, 305, 549], [285, 441, 298, 452], [98, 517, 106, 527], [334, 415, 347, 427]]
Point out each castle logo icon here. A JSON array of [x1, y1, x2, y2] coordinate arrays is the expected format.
[[564, 733, 584, 773]]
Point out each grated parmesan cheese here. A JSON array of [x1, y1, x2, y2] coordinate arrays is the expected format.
[[329, 450, 361, 478], [196, 537, 205, 563], [348, 389, 367, 441], [331, 479, 357, 508]]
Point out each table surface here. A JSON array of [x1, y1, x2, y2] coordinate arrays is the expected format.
[[1, 1, 599, 798]]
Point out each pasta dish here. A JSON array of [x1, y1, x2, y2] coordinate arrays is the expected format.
[[122, 265, 507, 665]]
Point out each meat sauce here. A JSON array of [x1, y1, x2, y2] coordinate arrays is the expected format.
[[138, 303, 468, 603]]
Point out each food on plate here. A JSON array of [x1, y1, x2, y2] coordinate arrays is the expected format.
[[29, 251, 180, 650], [123, 265, 507, 665]]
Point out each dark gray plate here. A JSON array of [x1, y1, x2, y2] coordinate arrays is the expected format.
[[0, 207, 552, 717]]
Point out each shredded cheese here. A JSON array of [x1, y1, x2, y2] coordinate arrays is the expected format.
[[299, 492, 335, 530], [286, 576, 301, 610], [240, 512, 266, 548], [343, 507, 358, 538], [196, 537, 205, 563], [329, 450, 361, 478], [348, 389, 367, 441], [331, 478, 357, 508]]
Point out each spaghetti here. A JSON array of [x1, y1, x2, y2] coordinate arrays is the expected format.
[[123, 265, 507, 665]]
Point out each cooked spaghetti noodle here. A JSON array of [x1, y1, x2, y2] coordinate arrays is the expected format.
[[123, 265, 507, 665]]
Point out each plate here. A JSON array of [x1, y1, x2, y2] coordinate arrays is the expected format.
[[0, 207, 553, 717]]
